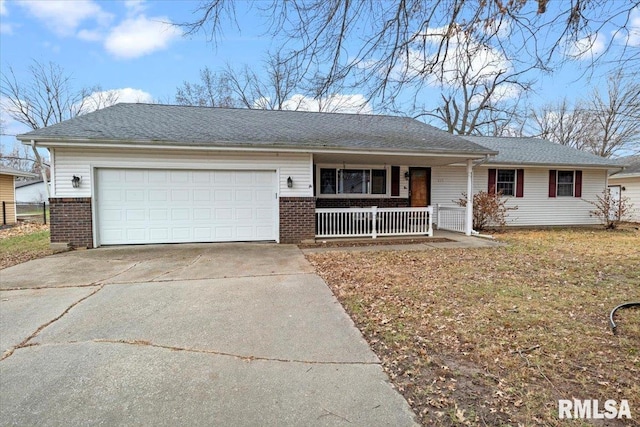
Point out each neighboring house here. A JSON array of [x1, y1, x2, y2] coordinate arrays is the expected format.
[[15, 179, 50, 204], [0, 166, 38, 225], [16, 103, 621, 248], [609, 155, 640, 222]]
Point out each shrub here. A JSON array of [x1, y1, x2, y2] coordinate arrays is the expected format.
[[456, 190, 518, 231], [587, 189, 634, 229]]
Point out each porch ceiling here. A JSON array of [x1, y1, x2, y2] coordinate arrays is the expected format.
[[313, 152, 484, 166]]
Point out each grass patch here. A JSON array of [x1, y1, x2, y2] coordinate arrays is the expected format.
[[307, 229, 640, 426], [0, 223, 53, 269]]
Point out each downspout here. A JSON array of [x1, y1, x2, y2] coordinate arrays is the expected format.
[[30, 140, 50, 199], [465, 159, 473, 236]]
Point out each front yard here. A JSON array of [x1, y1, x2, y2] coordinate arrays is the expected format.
[[0, 223, 52, 269], [307, 229, 640, 426]]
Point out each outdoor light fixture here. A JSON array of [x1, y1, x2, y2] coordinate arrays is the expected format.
[[287, 176, 293, 188], [71, 175, 82, 188], [404, 171, 410, 180]]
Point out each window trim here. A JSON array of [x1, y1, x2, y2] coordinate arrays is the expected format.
[[556, 170, 575, 197], [496, 169, 516, 197], [316, 164, 391, 198]]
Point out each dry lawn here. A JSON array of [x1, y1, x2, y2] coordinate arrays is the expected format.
[[306, 229, 640, 426], [0, 223, 52, 269]]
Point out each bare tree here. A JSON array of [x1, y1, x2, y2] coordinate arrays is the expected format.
[[175, 66, 239, 107], [182, 1, 640, 104], [411, 30, 532, 135], [527, 99, 599, 150], [0, 61, 106, 131], [586, 71, 640, 157], [222, 53, 302, 110], [176, 54, 370, 113], [1, 60, 110, 193], [527, 72, 640, 157]]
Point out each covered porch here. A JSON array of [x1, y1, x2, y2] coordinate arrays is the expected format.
[[311, 151, 479, 239]]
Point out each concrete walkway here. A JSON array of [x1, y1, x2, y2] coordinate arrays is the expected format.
[[0, 244, 418, 426], [302, 230, 505, 253]]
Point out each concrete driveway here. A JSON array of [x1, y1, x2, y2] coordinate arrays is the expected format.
[[0, 244, 417, 426]]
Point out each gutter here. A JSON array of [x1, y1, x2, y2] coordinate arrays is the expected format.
[[19, 138, 496, 159]]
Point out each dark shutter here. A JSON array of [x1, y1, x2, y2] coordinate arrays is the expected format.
[[575, 170, 582, 198], [488, 169, 497, 193], [549, 170, 557, 198], [516, 169, 524, 198], [391, 166, 400, 197]]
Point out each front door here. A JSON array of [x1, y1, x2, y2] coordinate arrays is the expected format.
[[410, 168, 430, 207]]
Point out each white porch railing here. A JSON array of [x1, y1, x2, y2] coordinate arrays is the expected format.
[[316, 207, 433, 239], [436, 204, 466, 233]]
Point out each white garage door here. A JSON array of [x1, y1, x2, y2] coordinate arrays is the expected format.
[[96, 169, 277, 245]]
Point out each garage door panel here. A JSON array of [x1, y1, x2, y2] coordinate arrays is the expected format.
[[125, 190, 144, 202], [193, 189, 210, 201], [170, 209, 190, 220], [148, 171, 167, 183], [149, 190, 167, 202], [150, 229, 169, 240], [97, 169, 277, 245]]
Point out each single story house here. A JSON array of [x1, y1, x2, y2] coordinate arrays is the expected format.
[[609, 155, 640, 222], [15, 179, 50, 204], [0, 166, 38, 225], [16, 103, 621, 248]]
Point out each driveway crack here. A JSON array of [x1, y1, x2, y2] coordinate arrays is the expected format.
[[1, 285, 104, 361], [149, 255, 202, 282], [92, 261, 142, 285], [92, 338, 380, 366]]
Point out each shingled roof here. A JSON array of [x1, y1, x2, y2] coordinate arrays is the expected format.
[[462, 136, 621, 168], [611, 155, 640, 177], [17, 103, 494, 156], [0, 166, 38, 178]]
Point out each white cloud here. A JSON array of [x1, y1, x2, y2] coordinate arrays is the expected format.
[[254, 94, 372, 114], [408, 25, 514, 96], [0, 0, 7, 16], [566, 33, 606, 60], [78, 88, 154, 114], [104, 15, 182, 59], [124, 0, 147, 16], [17, 0, 113, 36]]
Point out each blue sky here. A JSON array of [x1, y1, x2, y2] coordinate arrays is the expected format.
[[1, 0, 638, 156]]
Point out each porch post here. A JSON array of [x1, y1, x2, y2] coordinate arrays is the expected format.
[[465, 159, 473, 236]]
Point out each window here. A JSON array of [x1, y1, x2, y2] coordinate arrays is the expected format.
[[319, 168, 387, 195], [496, 169, 516, 196], [489, 168, 524, 198], [557, 171, 574, 197]]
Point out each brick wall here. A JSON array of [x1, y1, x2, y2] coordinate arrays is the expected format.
[[279, 197, 315, 243], [315, 198, 410, 208], [49, 198, 93, 249]]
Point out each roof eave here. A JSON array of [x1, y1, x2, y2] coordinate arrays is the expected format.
[[485, 160, 621, 169], [610, 172, 640, 179], [21, 136, 497, 158]]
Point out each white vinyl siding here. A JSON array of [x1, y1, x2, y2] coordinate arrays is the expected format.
[[51, 148, 312, 198], [432, 166, 608, 226], [608, 176, 640, 222]]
